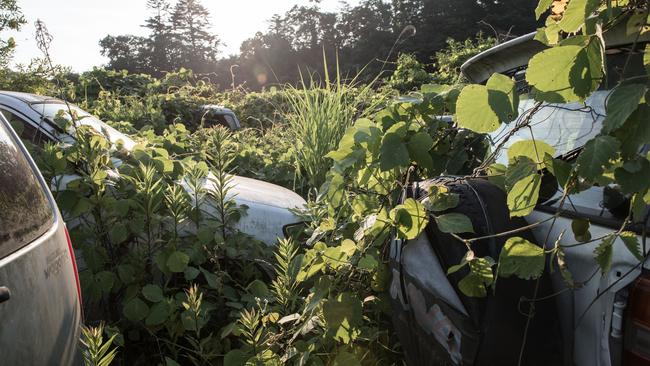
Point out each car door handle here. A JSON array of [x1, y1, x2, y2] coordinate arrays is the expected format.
[[0, 286, 10, 304]]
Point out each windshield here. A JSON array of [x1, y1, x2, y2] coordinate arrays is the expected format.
[[489, 91, 606, 165], [30, 102, 136, 150]]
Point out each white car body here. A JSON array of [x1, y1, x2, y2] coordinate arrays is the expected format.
[[0, 91, 306, 245]]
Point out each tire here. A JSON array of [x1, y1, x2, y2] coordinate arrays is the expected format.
[[390, 177, 564, 366]]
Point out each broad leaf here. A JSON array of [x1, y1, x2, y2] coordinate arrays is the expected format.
[[535, 0, 554, 19], [323, 293, 362, 344], [594, 235, 615, 276], [571, 218, 591, 242], [498, 237, 545, 280], [603, 84, 647, 133], [407, 132, 434, 171], [576, 136, 620, 179], [142, 284, 164, 303], [391, 198, 429, 239], [167, 251, 190, 273], [620, 231, 644, 261], [380, 133, 409, 171], [558, 0, 600, 33], [435, 213, 474, 234], [456, 74, 517, 133], [527, 43, 602, 103], [123, 297, 149, 321], [507, 174, 541, 217], [507, 139, 556, 165], [458, 257, 494, 297]]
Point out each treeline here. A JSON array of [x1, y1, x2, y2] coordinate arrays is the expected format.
[[101, 0, 538, 90]]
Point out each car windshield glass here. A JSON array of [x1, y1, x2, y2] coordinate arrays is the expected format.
[[30, 103, 135, 148], [0, 117, 54, 258], [488, 91, 606, 165]]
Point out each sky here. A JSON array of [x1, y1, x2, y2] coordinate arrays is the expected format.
[[8, 0, 357, 72]]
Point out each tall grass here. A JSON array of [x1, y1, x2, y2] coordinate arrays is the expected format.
[[283, 53, 384, 189]]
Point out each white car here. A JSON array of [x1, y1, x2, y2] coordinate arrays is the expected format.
[[0, 91, 306, 245], [391, 28, 650, 366]]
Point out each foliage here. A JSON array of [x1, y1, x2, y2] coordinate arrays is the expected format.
[[283, 58, 387, 188], [80, 323, 119, 366], [387, 53, 432, 93], [0, 0, 25, 67], [98, 0, 537, 90], [430, 33, 497, 84]]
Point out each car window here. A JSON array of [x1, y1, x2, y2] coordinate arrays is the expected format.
[[0, 117, 55, 258], [31, 102, 135, 149], [0, 108, 48, 146], [223, 114, 236, 127]]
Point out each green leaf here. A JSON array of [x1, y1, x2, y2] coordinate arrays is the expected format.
[[200, 267, 222, 290], [576, 136, 620, 179], [146, 301, 171, 326], [507, 140, 556, 165], [165, 357, 181, 366], [458, 257, 494, 297], [614, 158, 650, 194], [123, 297, 149, 321], [109, 226, 128, 245], [620, 231, 644, 261], [435, 213, 474, 234], [142, 284, 164, 303], [332, 350, 361, 366], [390, 198, 429, 239], [323, 293, 362, 344], [603, 84, 648, 133], [558, 0, 600, 33], [544, 153, 572, 188], [224, 349, 248, 366], [456, 74, 517, 133], [486, 73, 519, 122], [644, 44, 650, 76], [95, 271, 115, 294], [505, 156, 536, 191], [498, 237, 545, 280], [166, 251, 190, 273], [117, 264, 136, 284], [571, 218, 591, 242], [379, 132, 409, 171], [407, 132, 434, 171], [487, 163, 507, 191], [535, 0, 553, 19], [594, 235, 615, 276], [526, 43, 602, 103], [507, 174, 541, 217], [424, 186, 459, 212], [184, 266, 200, 281]]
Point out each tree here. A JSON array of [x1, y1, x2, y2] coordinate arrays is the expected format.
[[0, 0, 26, 67], [143, 0, 173, 75], [99, 35, 150, 74], [169, 0, 220, 73]]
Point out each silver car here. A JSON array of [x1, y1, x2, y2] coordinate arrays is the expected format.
[[0, 91, 306, 245], [0, 112, 83, 364]]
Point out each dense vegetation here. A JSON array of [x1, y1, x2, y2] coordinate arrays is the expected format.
[[98, 0, 535, 89], [2, 0, 650, 365]]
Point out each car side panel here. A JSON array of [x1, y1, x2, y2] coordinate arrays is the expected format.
[[527, 209, 641, 366], [0, 217, 82, 365]]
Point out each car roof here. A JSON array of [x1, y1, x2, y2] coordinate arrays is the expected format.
[[0, 91, 64, 104], [202, 104, 235, 114], [461, 21, 650, 84]]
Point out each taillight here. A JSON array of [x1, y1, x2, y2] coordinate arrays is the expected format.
[[64, 224, 83, 313], [624, 272, 650, 365]]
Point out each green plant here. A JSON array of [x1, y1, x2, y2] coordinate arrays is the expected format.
[[283, 55, 385, 189], [80, 323, 119, 366], [387, 53, 432, 93]]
